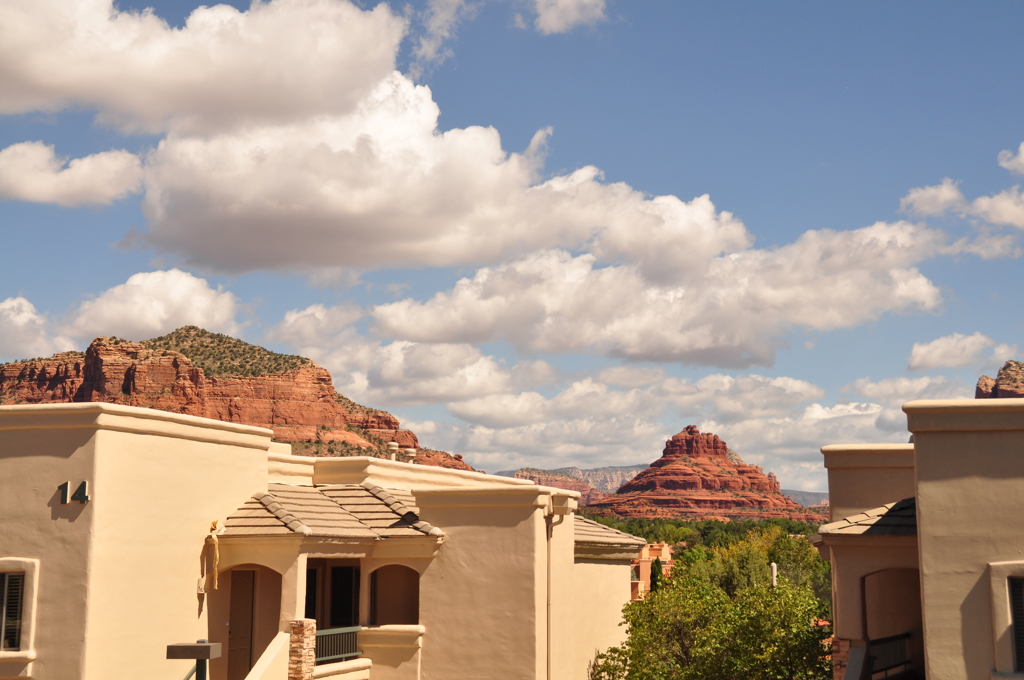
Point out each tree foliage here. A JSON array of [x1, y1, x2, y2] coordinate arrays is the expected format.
[[589, 525, 831, 680]]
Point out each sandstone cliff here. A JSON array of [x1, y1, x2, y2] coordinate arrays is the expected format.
[[977, 360, 1024, 399], [586, 425, 822, 522], [494, 464, 647, 493], [0, 328, 471, 470], [511, 468, 606, 504]]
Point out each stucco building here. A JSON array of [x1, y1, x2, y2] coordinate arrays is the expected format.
[[0, 403, 644, 680], [811, 398, 1024, 680]]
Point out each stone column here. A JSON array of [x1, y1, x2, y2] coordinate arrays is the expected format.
[[289, 619, 316, 680], [832, 638, 850, 680]]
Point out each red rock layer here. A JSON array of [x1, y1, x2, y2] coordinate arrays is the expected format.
[[586, 425, 822, 522], [0, 337, 471, 470], [512, 470, 606, 504], [977, 360, 1024, 399]]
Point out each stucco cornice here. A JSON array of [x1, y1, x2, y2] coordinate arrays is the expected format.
[[821, 444, 914, 469], [808, 533, 916, 548], [0, 403, 272, 449], [904, 398, 1024, 432]]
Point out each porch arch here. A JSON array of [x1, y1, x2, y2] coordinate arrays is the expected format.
[[369, 564, 420, 625]]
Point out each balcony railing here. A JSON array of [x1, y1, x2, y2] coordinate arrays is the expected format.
[[315, 626, 361, 665], [868, 632, 911, 677]]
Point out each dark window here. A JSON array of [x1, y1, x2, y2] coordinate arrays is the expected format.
[[1012, 578, 1024, 671], [1, 572, 24, 651], [304, 568, 318, 620], [330, 567, 359, 628]]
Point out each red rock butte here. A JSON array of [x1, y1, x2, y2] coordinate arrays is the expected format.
[[586, 425, 823, 522], [0, 331, 472, 471]]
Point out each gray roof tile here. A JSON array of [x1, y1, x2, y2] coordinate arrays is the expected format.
[[223, 483, 443, 540], [574, 516, 647, 547], [816, 497, 917, 537]]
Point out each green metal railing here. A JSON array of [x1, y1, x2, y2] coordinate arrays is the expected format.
[[315, 626, 361, 665], [181, 663, 197, 680]]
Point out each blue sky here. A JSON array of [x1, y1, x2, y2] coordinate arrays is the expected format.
[[2, 0, 1022, 489]]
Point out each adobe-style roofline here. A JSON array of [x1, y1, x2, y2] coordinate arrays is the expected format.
[[0, 402, 273, 449]]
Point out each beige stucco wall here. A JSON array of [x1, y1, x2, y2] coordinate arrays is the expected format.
[[2, 404, 635, 680], [414, 487, 548, 680], [905, 398, 1024, 680], [0, 404, 272, 680], [0, 410, 99, 680], [571, 559, 632, 678], [822, 541, 919, 643], [821, 444, 915, 522]]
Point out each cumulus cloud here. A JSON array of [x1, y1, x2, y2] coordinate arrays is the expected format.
[[373, 221, 945, 367], [907, 331, 1018, 372], [702, 401, 888, 490], [66, 269, 240, 341], [266, 303, 515, 405], [901, 163, 1024, 233], [140, 94, 756, 277], [533, 0, 606, 34], [410, 0, 478, 76], [442, 371, 864, 486], [970, 187, 1024, 229], [0, 297, 74, 362], [598, 366, 666, 388], [0, 141, 141, 206], [900, 177, 965, 217], [999, 142, 1024, 175], [841, 375, 970, 432], [0, 0, 405, 133]]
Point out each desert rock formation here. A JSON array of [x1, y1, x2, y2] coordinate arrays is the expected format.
[[0, 333, 472, 470], [977, 360, 1024, 399], [511, 469, 606, 504], [586, 425, 822, 522]]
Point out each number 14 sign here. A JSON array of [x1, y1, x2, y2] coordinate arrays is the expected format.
[[58, 481, 90, 504]]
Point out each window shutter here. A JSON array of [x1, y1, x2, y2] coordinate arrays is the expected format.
[[2, 573, 24, 651]]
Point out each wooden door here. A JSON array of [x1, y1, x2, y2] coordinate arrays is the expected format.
[[227, 570, 255, 680]]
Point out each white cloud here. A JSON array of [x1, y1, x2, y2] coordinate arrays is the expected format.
[[901, 172, 1024, 232], [373, 221, 945, 367], [908, 332, 1001, 371], [841, 375, 971, 432], [0, 142, 141, 206], [0, 297, 74, 362], [998, 142, 1024, 175], [533, 0, 606, 34], [449, 416, 667, 472], [140, 97, 756, 278], [906, 332, 1019, 374], [368, 341, 511, 404], [900, 177, 965, 217], [0, 0, 405, 133], [970, 188, 1024, 229], [410, 0, 478, 76], [266, 303, 513, 405], [843, 375, 969, 403], [598, 366, 665, 388], [66, 270, 240, 341]]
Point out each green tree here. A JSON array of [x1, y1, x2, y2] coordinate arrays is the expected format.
[[650, 557, 663, 593], [590, 529, 831, 680]]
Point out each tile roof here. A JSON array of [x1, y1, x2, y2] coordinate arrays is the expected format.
[[815, 497, 917, 537], [574, 516, 647, 547], [222, 482, 442, 539]]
